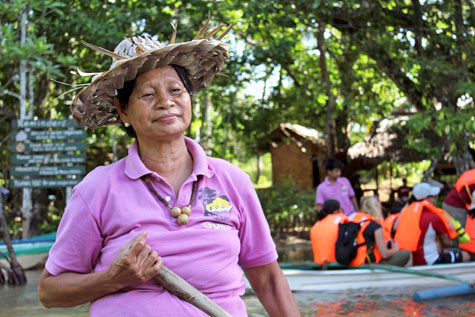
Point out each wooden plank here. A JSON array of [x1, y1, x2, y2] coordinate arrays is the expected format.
[[10, 166, 85, 177], [12, 142, 86, 153], [13, 130, 86, 141], [11, 154, 86, 164], [10, 178, 82, 188], [13, 119, 81, 129]]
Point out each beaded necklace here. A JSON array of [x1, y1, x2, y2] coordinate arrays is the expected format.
[[142, 175, 200, 225]]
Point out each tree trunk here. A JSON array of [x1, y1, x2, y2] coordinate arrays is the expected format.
[[255, 154, 262, 184], [30, 188, 48, 237], [0, 193, 27, 286], [454, 147, 475, 177], [20, 8, 33, 238], [316, 23, 334, 156], [423, 158, 438, 182]]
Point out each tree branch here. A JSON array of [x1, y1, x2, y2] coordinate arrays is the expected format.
[[280, 64, 301, 87], [362, 39, 425, 112], [0, 90, 21, 100]]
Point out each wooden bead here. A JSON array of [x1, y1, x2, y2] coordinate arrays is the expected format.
[[181, 206, 191, 216], [177, 214, 189, 225], [171, 207, 181, 218]]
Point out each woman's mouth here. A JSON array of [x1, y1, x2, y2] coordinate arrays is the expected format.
[[154, 113, 179, 122]]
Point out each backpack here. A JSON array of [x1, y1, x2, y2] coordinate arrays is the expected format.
[[335, 221, 366, 265]]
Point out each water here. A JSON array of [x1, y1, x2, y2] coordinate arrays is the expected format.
[[1, 270, 474, 316]]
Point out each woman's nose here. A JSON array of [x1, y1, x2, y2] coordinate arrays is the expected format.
[[154, 92, 174, 109]]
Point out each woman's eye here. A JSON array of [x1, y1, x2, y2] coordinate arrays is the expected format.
[[142, 93, 154, 98], [170, 88, 182, 93]]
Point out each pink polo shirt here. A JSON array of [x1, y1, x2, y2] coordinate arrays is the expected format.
[[316, 177, 356, 216], [45, 137, 277, 316]]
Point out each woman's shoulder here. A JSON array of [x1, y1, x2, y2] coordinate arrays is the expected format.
[[75, 158, 127, 192], [207, 157, 249, 178]]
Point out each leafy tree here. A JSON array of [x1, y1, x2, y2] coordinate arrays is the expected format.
[[275, 0, 475, 175]]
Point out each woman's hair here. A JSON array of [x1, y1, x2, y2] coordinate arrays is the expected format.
[[115, 65, 192, 138], [407, 194, 420, 204], [360, 196, 383, 220], [317, 199, 341, 221]]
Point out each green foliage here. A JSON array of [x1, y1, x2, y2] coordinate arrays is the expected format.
[[257, 181, 316, 235], [1, 0, 475, 236]]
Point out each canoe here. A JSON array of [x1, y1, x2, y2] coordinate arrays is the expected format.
[[0, 232, 56, 270], [264, 262, 475, 291], [244, 262, 475, 292]]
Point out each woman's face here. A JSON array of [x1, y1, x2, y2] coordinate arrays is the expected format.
[[117, 66, 192, 143]]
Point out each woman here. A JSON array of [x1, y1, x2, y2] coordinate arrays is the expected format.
[[310, 199, 347, 265], [355, 196, 412, 267], [394, 183, 469, 266], [37, 21, 299, 316]]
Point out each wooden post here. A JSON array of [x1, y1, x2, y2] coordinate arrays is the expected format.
[[154, 266, 231, 317], [0, 188, 27, 285]]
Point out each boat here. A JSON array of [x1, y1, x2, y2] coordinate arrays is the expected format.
[[0, 232, 56, 270], [262, 262, 475, 291]]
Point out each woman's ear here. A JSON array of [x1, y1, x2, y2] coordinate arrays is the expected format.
[[113, 97, 128, 122]]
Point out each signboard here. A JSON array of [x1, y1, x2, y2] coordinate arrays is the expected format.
[[12, 142, 86, 153], [11, 154, 86, 164], [10, 119, 87, 189], [12, 119, 80, 129], [13, 130, 86, 141], [10, 166, 85, 177], [11, 178, 82, 188]]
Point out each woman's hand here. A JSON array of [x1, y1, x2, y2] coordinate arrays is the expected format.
[[38, 231, 163, 308], [375, 228, 398, 258], [105, 231, 163, 290], [390, 241, 400, 253]]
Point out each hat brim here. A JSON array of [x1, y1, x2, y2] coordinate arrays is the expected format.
[[71, 39, 229, 129]]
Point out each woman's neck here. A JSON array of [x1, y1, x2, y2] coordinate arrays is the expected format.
[[137, 136, 193, 193]]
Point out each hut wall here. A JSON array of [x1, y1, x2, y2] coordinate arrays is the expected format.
[[271, 143, 314, 190]]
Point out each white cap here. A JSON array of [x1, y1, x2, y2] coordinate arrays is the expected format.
[[412, 182, 440, 200], [469, 190, 475, 210]]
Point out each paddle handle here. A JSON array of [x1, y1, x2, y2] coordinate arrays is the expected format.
[[154, 265, 231, 317]]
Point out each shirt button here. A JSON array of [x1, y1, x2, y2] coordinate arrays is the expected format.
[[165, 196, 171, 202]]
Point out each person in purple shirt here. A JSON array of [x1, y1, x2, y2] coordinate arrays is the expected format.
[[316, 158, 359, 216], [38, 23, 299, 316]]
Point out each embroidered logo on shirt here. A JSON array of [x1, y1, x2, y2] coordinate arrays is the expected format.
[[198, 187, 232, 221]]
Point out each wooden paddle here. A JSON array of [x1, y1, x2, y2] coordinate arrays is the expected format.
[[153, 265, 231, 317]]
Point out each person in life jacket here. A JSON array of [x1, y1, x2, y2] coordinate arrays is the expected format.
[[348, 196, 412, 267], [443, 169, 475, 228], [394, 182, 471, 266], [459, 190, 475, 261], [310, 199, 348, 265]]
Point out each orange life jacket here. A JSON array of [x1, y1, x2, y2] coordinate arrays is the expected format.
[[348, 212, 383, 266], [394, 201, 457, 252], [454, 169, 475, 209], [383, 214, 399, 239], [460, 216, 475, 253], [310, 213, 348, 265]]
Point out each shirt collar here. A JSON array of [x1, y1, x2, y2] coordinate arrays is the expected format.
[[124, 137, 214, 180], [324, 176, 341, 185]]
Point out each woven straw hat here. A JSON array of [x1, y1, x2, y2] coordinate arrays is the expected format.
[[71, 18, 232, 129]]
